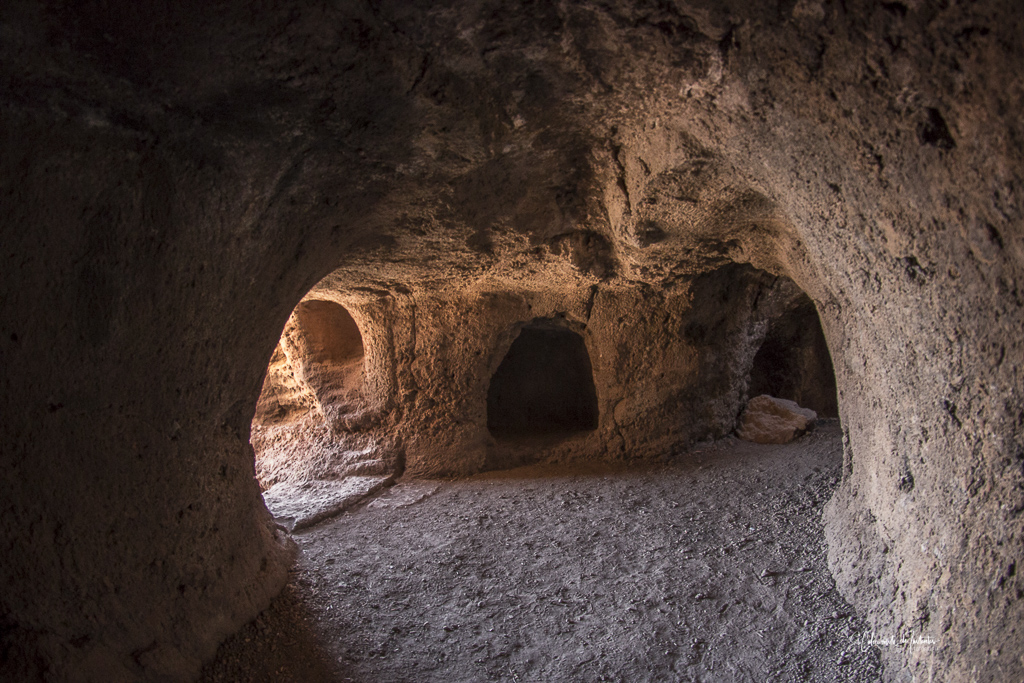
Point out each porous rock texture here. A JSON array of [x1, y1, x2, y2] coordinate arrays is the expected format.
[[1, 1, 1021, 682]]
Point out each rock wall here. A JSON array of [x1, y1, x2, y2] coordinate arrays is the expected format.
[[1, 0, 1021, 680], [0, 88, 298, 682], [286, 268, 800, 478]]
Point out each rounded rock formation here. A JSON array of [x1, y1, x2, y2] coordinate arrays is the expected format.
[[737, 394, 818, 445]]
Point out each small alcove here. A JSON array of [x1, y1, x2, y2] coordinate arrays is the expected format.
[[486, 325, 599, 438], [289, 299, 366, 409], [749, 295, 838, 417], [292, 299, 365, 368]]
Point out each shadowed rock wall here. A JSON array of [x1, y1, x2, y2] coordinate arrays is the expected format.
[[1, 0, 1021, 680]]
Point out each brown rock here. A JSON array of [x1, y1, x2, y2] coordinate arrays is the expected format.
[[1, 1, 1021, 681], [736, 395, 817, 444]]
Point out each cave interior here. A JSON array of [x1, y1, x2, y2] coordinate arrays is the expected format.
[[1, 0, 1022, 681]]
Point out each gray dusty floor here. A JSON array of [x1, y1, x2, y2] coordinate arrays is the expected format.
[[201, 421, 882, 682]]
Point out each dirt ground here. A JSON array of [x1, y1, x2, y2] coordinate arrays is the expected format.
[[200, 421, 882, 682]]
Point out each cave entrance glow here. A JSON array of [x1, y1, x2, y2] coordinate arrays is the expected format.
[[251, 298, 369, 491], [253, 299, 366, 430], [487, 325, 599, 438], [293, 299, 364, 367]]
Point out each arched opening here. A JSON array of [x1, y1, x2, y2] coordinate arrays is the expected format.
[[250, 299, 385, 503], [286, 299, 366, 413], [487, 325, 599, 438], [252, 299, 366, 433], [749, 294, 838, 418], [293, 299, 365, 366]]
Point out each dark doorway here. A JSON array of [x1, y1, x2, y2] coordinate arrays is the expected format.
[[749, 297, 839, 417], [487, 326, 599, 437]]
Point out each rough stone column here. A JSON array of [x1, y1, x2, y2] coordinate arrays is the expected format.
[[0, 111, 300, 680]]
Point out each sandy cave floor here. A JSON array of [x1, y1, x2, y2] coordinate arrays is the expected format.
[[200, 421, 882, 682]]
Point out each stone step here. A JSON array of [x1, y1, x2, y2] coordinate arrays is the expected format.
[[262, 475, 394, 531]]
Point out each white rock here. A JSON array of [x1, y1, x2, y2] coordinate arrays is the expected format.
[[736, 395, 817, 444]]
